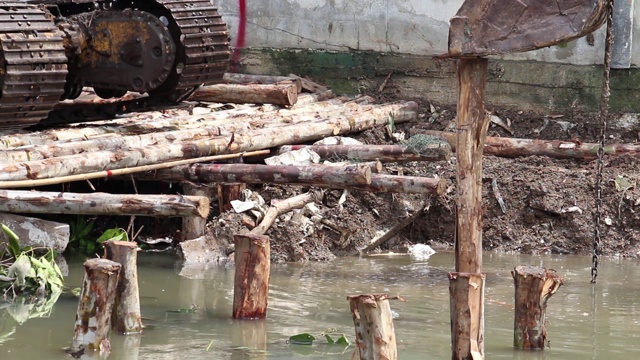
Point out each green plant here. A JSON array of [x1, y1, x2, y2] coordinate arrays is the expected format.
[[67, 216, 96, 254]]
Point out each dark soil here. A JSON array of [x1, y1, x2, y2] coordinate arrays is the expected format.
[[205, 97, 640, 262]]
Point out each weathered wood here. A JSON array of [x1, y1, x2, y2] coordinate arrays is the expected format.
[[71, 259, 121, 354], [223, 73, 303, 93], [455, 58, 488, 274], [181, 183, 215, 241], [275, 142, 452, 163], [452, 57, 488, 360], [251, 191, 322, 236], [233, 234, 270, 319], [288, 74, 330, 93], [0, 212, 70, 252], [413, 129, 640, 160], [512, 266, 564, 350], [347, 294, 399, 360], [449, 0, 608, 57], [190, 83, 298, 106], [0, 101, 418, 181], [0, 190, 209, 218], [218, 183, 247, 214], [355, 174, 445, 195], [357, 204, 429, 255], [104, 241, 142, 334], [142, 163, 373, 187], [449, 272, 485, 360]]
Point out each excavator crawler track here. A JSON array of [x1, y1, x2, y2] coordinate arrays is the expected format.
[[0, 3, 67, 129]]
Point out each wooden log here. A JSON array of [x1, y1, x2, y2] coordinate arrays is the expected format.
[[233, 234, 270, 319], [218, 183, 247, 214], [0, 190, 209, 218], [71, 258, 121, 354], [251, 191, 322, 236], [452, 57, 489, 360], [142, 163, 373, 187], [223, 73, 303, 93], [449, 272, 485, 360], [511, 266, 564, 350], [347, 294, 399, 360], [181, 183, 215, 241], [355, 174, 445, 195], [275, 142, 451, 163], [189, 83, 298, 106], [287, 74, 330, 93], [357, 204, 429, 255], [0, 101, 418, 181], [0, 212, 70, 252], [104, 240, 142, 334]]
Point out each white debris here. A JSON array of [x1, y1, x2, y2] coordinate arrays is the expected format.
[[265, 148, 320, 166], [408, 244, 436, 260], [314, 136, 363, 145]]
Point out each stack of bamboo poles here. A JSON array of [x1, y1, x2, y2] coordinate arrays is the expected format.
[[0, 74, 449, 219]]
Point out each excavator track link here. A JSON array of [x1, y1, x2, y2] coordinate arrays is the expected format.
[[0, 3, 67, 129], [156, 0, 230, 91]]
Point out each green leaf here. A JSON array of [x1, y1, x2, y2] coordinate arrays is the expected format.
[[96, 228, 127, 244], [324, 334, 335, 344], [335, 334, 350, 345], [2, 224, 21, 258], [70, 287, 81, 297], [289, 333, 315, 345]]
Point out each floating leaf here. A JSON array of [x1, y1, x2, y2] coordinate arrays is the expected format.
[[289, 333, 315, 345], [335, 334, 350, 345], [96, 228, 128, 243], [324, 334, 335, 344]]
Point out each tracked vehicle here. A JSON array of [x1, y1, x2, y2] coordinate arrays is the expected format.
[[0, 0, 230, 128]]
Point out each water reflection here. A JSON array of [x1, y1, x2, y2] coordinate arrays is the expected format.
[[0, 252, 639, 359]]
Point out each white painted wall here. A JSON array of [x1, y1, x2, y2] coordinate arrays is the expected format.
[[218, 0, 636, 67]]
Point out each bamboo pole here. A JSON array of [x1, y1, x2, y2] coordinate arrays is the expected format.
[[232, 234, 270, 319], [0, 101, 418, 181], [0, 190, 209, 218], [104, 241, 143, 334], [347, 294, 399, 360], [451, 58, 489, 360], [189, 82, 298, 106], [512, 266, 564, 350], [71, 259, 121, 354], [182, 183, 215, 240]]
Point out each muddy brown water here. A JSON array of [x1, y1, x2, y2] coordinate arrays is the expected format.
[[0, 252, 639, 359]]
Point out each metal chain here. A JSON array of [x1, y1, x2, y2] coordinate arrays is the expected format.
[[591, 0, 615, 284]]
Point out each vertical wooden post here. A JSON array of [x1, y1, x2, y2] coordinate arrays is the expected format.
[[233, 233, 270, 319], [104, 240, 143, 334], [512, 266, 564, 350], [182, 183, 214, 241], [347, 294, 398, 360], [218, 183, 247, 214], [450, 57, 489, 360], [71, 258, 121, 354]]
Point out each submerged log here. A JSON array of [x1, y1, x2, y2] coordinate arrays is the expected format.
[[448, 0, 607, 57], [449, 272, 485, 360], [190, 82, 298, 106], [104, 241, 142, 334], [413, 129, 640, 160], [71, 259, 121, 354], [512, 266, 564, 350], [0, 101, 418, 181], [0, 190, 209, 218], [275, 141, 452, 163], [347, 294, 399, 360], [233, 234, 270, 319], [142, 163, 373, 188]]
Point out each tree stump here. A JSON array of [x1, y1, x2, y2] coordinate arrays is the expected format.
[[347, 294, 398, 360], [104, 240, 143, 334], [512, 266, 564, 350], [449, 272, 485, 360], [232, 234, 270, 319], [71, 258, 121, 354]]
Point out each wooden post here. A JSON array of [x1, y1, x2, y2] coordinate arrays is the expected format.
[[104, 240, 143, 334], [451, 57, 489, 360], [347, 294, 398, 360], [512, 266, 564, 350], [71, 258, 121, 354], [232, 234, 270, 319], [182, 183, 215, 241], [449, 273, 485, 360], [218, 183, 247, 214]]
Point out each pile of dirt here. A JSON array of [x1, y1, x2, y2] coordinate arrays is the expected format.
[[208, 99, 640, 262]]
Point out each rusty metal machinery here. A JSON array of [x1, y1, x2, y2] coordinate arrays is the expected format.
[[0, 0, 230, 129]]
